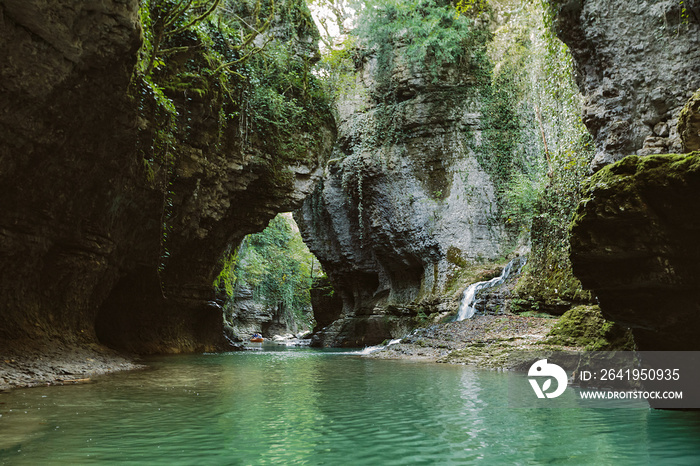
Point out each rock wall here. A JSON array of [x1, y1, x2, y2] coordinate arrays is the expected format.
[[223, 285, 310, 341], [569, 153, 700, 350], [309, 276, 343, 334], [552, 0, 700, 170], [296, 42, 509, 347], [552, 0, 700, 351], [0, 0, 144, 350], [0, 0, 334, 355]]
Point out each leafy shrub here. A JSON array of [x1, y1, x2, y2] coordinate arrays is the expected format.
[[217, 214, 321, 327]]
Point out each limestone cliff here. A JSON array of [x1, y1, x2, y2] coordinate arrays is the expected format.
[[0, 0, 334, 358], [296, 25, 510, 347], [552, 0, 700, 170], [223, 285, 311, 340]]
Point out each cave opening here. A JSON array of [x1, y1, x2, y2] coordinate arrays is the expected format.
[[217, 212, 331, 343]]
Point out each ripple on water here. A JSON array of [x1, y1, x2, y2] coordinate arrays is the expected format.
[[1, 349, 700, 465]]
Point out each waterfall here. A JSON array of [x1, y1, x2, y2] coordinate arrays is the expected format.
[[456, 258, 523, 321], [358, 338, 402, 355]]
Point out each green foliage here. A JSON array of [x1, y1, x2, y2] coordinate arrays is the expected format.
[[477, 58, 529, 210], [470, 1, 594, 308], [355, 0, 487, 93], [314, 0, 490, 110], [217, 214, 320, 327], [243, 42, 331, 163], [414, 308, 429, 324], [216, 244, 242, 296], [133, 0, 332, 284], [502, 171, 546, 227], [680, 0, 690, 25], [455, 0, 488, 16]]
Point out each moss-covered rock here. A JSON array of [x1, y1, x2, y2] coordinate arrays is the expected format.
[[544, 305, 634, 351], [678, 88, 700, 152], [569, 152, 700, 350]]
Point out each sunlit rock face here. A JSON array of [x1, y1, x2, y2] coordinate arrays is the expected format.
[[569, 153, 700, 350], [0, 0, 334, 354], [297, 43, 509, 347], [552, 0, 700, 171]]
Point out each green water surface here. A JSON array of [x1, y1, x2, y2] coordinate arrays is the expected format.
[[1, 347, 700, 465]]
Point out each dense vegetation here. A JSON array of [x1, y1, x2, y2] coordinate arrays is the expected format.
[[217, 214, 320, 328], [200, 0, 594, 327], [491, 1, 593, 311]]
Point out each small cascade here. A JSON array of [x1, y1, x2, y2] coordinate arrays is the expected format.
[[358, 338, 402, 355], [456, 257, 524, 321]]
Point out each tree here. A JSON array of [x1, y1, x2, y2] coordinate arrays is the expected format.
[[217, 214, 321, 327]]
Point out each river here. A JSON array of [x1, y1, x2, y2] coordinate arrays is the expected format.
[[1, 347, 700, 464]]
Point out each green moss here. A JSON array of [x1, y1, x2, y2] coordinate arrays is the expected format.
[[446, 246, 467, 268], [572, 152, 700, 232], [678, 88, 700, 151], [162, 72, 210, 97], [543, 305, 634, 351], [444, 256, 511, 298], [582, 152, 700, 189], [513, 256, 591, 314]]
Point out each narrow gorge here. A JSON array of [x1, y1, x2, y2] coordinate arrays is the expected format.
[[3, 0, 700, 462], [0, 0, 699, 386]]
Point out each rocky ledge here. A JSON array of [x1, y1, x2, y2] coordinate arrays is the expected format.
[[569, 152, 700, 350], [0, 342, 144, 391], [366, 305, 632, 367]]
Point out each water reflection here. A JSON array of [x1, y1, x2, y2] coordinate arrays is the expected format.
[[1, 348, 700, 464]]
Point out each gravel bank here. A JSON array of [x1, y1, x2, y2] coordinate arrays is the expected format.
[[0, 342, 144, 391]]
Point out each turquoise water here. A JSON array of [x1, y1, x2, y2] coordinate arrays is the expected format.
[[1, 347, 700, 465]]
